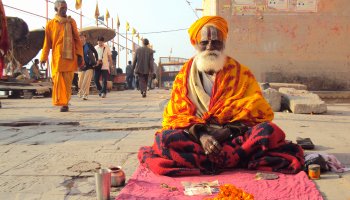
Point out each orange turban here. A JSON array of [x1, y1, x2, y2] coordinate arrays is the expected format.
[[188, 16, 228, 45]]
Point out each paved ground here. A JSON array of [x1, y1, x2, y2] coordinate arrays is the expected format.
[[0, 89, 349, 200]]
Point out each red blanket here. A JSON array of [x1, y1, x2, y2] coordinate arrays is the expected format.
[[138, 122, 304, 176], [116, 165, 322, 200]]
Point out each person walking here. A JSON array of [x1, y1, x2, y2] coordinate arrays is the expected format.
[[94, 36, 112, 98], [132, 38, 154, 98], [111, 46, 118, 70], [40, 0, 83, 112], [72, 71, 79, 92], [78, 33, 98, 100], [125, 60, 134, 89]]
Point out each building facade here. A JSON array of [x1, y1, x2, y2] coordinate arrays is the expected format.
[[202, 0, 350, 90]]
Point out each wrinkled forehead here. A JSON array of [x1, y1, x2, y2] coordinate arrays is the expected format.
[[199, 25, 224, 42]]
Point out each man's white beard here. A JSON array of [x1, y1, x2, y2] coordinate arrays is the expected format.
[[195, 50, 226, 73]]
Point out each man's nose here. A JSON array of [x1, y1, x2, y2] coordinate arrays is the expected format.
[[206, 40, 214, 50]]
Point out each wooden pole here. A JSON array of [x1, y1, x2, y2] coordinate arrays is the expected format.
[[132, 35, 134, 54], [126, 30, 128, 67], [117, 27, 120, 69], [111, 18, 114, 47]]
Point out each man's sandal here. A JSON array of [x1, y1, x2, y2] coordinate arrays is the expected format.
[[60, 106, 69, 112], [296, 137, 315, 150]]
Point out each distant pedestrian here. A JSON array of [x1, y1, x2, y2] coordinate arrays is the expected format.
[[72, 72, 79, 92], [111, 46, 118, 69], [40, 0, 83, 112], [125, 60, 134, 89], [94, 36, 112, 98], [29, 59, 41, 80], [132, 38, 154, 98], [78, 33, 98, 100]]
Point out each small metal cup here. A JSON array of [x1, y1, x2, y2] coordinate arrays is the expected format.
[[95, 168, 111, 200], [308, 164, 321, 179], [109, 166, 126, 187]]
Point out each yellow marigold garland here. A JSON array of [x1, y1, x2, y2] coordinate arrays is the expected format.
[[206, 184, 254, 200]]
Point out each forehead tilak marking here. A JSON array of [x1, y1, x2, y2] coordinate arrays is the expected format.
[[200, 26, 219, 41], [200, 26, 209, 41], [209, 27, 218, 40]]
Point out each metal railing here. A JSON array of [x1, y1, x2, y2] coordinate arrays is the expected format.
[[157, 57, 187, 89]]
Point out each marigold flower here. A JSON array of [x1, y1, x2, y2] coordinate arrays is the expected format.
[[206, 183, 254, 200]]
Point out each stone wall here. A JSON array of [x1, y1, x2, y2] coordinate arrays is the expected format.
[[204, 0, 350, 91]]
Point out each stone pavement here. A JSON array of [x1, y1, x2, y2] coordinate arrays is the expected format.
[[0, 89, 349, 200]]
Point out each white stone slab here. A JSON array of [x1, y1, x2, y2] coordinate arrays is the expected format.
[[279, 87, 327, 114]]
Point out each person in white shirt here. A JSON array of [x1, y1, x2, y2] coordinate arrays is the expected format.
[[94, 36, 112, 98]]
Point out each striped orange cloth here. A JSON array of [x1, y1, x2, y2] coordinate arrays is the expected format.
[[162, 57, 274, 130]]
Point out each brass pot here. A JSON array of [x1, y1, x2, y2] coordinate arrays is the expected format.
[[109, 166, 126, 187]]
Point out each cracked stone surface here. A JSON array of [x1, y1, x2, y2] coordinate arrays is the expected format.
[[67, 161, 101, 174], [0, 89, 168, 199], [0, 89, 349, 199]]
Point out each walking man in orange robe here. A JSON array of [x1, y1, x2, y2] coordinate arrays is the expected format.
[[40, 0, 83, 112]]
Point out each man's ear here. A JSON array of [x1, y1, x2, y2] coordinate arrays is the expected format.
[[54, 7, 58, 12]]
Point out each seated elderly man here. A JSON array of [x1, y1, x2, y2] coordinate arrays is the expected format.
[[138, 16, 304, 176]]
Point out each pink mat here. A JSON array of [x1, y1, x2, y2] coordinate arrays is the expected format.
[[116, 165, 323, 200]]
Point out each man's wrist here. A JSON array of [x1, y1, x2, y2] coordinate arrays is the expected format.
[[188, 124, 208, 141]]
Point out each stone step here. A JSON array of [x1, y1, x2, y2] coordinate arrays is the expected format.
[[262, 88, 281, 112], [279, 87, 327, 114], [313, 91, 350, 99], [267, 82, 307, 91]]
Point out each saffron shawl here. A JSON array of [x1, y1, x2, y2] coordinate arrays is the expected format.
[[162, 56, 274, 130], [54, 15, 73, 60], [41, 15, 82, 75]]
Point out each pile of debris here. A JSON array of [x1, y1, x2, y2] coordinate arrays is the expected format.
[[261, 82, 327, 114]]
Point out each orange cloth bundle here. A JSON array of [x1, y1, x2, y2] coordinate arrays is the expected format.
[[162, 57, 274, 130]]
